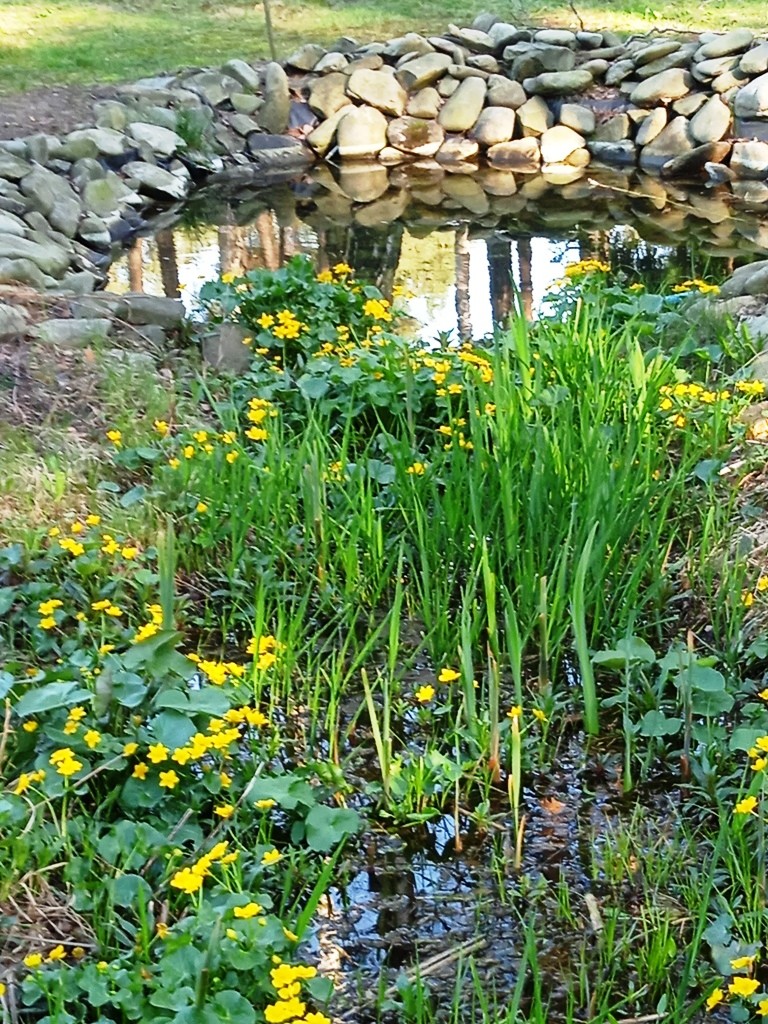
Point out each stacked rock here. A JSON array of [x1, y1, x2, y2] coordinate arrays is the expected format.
[[289, 19, 768, 181]]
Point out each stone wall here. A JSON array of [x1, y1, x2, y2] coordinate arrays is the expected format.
[[0, 16, 767, 293], [290, 20, 768, 178]]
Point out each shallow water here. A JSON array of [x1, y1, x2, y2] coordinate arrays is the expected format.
[[107, 164, 768, 344]]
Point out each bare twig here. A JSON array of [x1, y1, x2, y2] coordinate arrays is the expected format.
[[568, 0, 585, 32], [337, 937, 486, 1022]]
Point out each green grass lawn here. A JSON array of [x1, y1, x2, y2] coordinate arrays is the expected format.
[[1, 0, 766, 94]]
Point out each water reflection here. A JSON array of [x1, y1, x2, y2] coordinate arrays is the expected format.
[[108, 166, 768, 341]]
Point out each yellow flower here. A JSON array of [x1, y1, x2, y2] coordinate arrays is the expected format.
[[751, 757, 767, 772], [264, 998, 306, 1023], [416, 684, 435, 703], [154, 419, 170, 436], [757, 577, 768, 593], [333, 262, 353, 276], [730, 955, 756, 969], [233, 902, 263, 919], [221, 271, 237, 284], [705, 988, 724, 1011], [183, 445, 195, 459], [155, 922, 169, 939], [123, 742, 139, 756], [507, 706, 522, 720], [168, 457, 181, 469], [106, 429, 122, 447], [407, 461, 426, 476], [215, 803, 235, 819], [170, 867, 204, 894], [24, 953, 44, 968], [743, 591, 755, 608], [134, 622, 159, 643], [132, 762, 149, 779], [226, 450, 239, 464], [91, 599, 110, 611], [105, 604, 122, 617], [735, 795, 758, 815], [39, 616, 56, 630], [729, 977, 759, 997], [148, 743, 169, 764], [83, 729, 101, 749], [363, 297, 392, 322], [121, 546, 138, 560], [159, 770, 180, 789], [760, 998, 768, 1016], [758, 689, 768, 701], [261, 848, 282, 866], [22, 720, 38, 733], [532, 708, 547, 724], [305, 1015, 331, 1024], [71, 521, 84, 534], [38, 598, 63, 615], [46, 945, 67, 962], [255, 798, 276, 810], [438, 667, 460, 683], [196, 502, 208, 513]]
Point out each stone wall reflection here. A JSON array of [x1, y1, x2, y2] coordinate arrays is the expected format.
[[107, 164, 768, 339]]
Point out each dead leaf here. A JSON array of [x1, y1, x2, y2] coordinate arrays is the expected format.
[[540, 796, 566, 814]]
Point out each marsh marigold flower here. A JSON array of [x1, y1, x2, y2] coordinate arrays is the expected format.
[[705, 988, 724, 1011], [729, 977, 760, 998], [735, 795, 758, 815], [261, 848, 282, 866], [416, 684, 435, 703]]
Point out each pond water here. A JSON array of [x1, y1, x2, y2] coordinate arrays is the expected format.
[[107, 164, 768, 343]]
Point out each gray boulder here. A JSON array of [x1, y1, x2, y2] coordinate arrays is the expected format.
[[540, 125, 585, 163], [309, 73, 351, 119], [517, 96, 553, 136], [522, 69, 593, 96], [285, 44, 326, 71], [630, 68, 692, 105], [635, 107, 667, 145], [337, 106, 389, 158], [487, 138, 541, 171], [0, 233, 71, 276], [258, 63, 290, 134], [730, 141, 768, 179], [697, 29, 754, 59], [122, 162, 189, 200], [734, 73, 768, 118], [740, 42, 768, 76], [222, 58, 261, 92], [406, 88, 442, 118], [689, 95, 731, 143], [395, 53, 452, 90], [559, 103, 595, 134], [437, 77, 486, 132], [127, 122, 186, 157], [387, 116, 445, 156], [486, 75, 526, 108], [639, 116, 693, 171], [347, 69, 407, 117], [35, 318, 112, 346], [471, 106, 517, 146], [0, 302, 28, 339]]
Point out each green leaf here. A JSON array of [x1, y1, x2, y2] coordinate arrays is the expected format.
[[592, 636, 656, 670], [690, 688, 734, 716], [111, 873, 152, 908], [0, 586, 16, 615], [149, 710, 197, 749], [686, 665, 726, 693], [120, 485, 148, 507], [638, 710, 682, 737], [249, 773, 315, 811], [211, 991, 256, 1024], [304, 803, 361, 852], [730, 726, 768, 752], [15, 681, 91, 716], [154, 688, 231, 717], [298, 375, 330, 400]]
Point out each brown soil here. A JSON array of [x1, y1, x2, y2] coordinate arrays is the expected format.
[[0, 84, 119, 141]]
